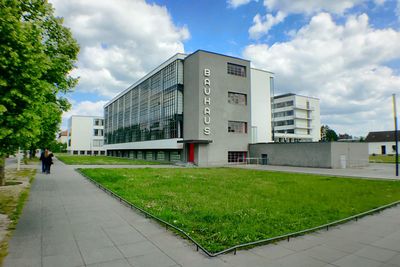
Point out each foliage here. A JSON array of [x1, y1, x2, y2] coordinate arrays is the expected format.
[[56, 155, 168, 165], [321, 125, 339, 141], [80, 168, 400, 253], [0, 0, 78, 184]]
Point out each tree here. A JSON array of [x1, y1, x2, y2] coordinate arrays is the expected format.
[[320, 125, 339, 142], [0, 0, 79, 185]]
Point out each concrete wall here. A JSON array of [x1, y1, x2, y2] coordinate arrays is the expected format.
[[368, 142, 397, 155], [249, 142, 332, 168], [250, 68, 272, 143], [249, 142, 368, 168], [330, 142, 369, 168], [183, 51, 251, 166]]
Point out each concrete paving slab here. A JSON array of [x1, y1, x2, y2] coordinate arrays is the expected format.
[[4, 158, 400, 267]]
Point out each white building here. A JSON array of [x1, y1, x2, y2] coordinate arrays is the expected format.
[[272, 93, 321, 142], [57, 130, 68, 144], [365, 131, 399, 155], [250, 68, 274, 143], [67, 115, 105, 155]]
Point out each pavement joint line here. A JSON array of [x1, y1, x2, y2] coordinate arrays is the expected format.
[[99, 225, 135, 267], [79, 170, 184, 267]]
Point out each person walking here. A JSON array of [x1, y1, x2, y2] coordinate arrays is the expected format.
[[44, 150, 54, 174], [39, 149, 46, 173]]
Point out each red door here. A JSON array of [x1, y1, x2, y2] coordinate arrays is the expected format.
[[188, 143, 195, 162]]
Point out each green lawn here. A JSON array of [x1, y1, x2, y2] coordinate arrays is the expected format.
[[79, 168, 400, 253], [56, 154, 169, 165], [369, 155, 398, 163]]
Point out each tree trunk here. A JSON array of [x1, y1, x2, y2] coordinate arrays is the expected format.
[[0, 155, 5, 186]]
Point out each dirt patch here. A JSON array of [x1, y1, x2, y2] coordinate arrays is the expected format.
[[0, 164, 36, 265]]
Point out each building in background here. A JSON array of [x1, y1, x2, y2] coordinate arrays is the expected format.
[[272, 93, 321, 142], [365, 130, 399, 155], [67, 115, 105, 155], [57, 130, 68, 144]]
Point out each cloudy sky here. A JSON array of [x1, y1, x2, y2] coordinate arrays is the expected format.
[[50, 0, 400, 137]]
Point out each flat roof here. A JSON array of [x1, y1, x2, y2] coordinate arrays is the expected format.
[[185, 49, 250, 62], [274, 93, 319, 100]]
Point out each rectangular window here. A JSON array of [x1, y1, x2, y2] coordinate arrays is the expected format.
[[228, 92, 247, 105], [93, 140, 104, 147], [94, 129, 104, 136], [273, 110, 294, 118], [228, 121, 247, 133], [227, 63, 246, 77], [273, 101, 294, 109], [273, 120, 294, 127], [228, 151, 247, 163]]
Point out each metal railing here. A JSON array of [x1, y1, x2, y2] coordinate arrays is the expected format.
[[77, 169, 400, 257]]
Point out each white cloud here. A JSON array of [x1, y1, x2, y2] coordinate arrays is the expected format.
[[227, 0, 252, 8], [249, 11, 286, 39], [244, 12, 400, 136], [263, 0, 365, 15], [49, 0, 189, 98]]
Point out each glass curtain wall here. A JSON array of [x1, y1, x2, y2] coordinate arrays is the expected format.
[[104, 60, 183, 144]]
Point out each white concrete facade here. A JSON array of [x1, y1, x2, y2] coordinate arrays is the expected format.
[[272, 94, 321, 142], [368, 142, 397, 155], [67, 115, 105, 155], [250, 68, 273, 143]]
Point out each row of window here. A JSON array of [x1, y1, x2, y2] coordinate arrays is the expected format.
[[275, 129, 295, 134], [228, 151, 247, 163], [272, 100, 294, 109], [72, 150, 105, 155], [273, 110, 294, 118], [107, 150, 182, 161], [273, 120, 294, 126]]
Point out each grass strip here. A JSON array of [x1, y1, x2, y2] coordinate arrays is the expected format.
[[80, 167, 400, 253]]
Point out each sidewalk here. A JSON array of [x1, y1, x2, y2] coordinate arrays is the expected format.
[[3, 159, 400, 267]]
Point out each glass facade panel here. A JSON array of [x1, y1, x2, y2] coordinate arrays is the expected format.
[[104, 60, 183, 144]]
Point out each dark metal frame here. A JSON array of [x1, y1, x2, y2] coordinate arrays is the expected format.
[[78, 169, 400, 257]]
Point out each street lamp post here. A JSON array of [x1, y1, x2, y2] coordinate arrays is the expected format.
[[393, 94, 398, 176]]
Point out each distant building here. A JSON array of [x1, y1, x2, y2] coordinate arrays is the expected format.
[[272, 93, 321, 142], [365, 130, 399, 155], [57, 130, 68, 144], [67, 115, 105, 155]]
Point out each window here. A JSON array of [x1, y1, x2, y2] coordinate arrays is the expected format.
[[228, 121, 247, 133], [273, 101, 294, 109], [228, 92, 247, 105], [93, 140, 104, 147], [94, 129, 104, 136], [274, 120, 294, 127], [94, 119, 104, 126], [273, 110, 293, 118], [227, 63, 246, 77], [228, 151, 247, 163]]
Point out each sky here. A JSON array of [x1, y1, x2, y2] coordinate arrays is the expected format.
[[49, 0, 400, 137]]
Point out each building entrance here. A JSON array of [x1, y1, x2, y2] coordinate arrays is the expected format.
[[188, 143, 195, 163]]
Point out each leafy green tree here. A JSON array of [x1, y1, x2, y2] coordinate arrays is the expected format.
[[0, 0, 79, 185], [320, 125, 339, 142]]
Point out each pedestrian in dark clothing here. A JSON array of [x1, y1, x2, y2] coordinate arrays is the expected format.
[[44, 150, 54, 174], [40, 149, 46, 173]]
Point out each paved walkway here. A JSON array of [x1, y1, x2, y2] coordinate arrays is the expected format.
[[3, 159, 400, 267]]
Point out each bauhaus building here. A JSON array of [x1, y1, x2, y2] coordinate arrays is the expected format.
[[103, 50, 319, 166]]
